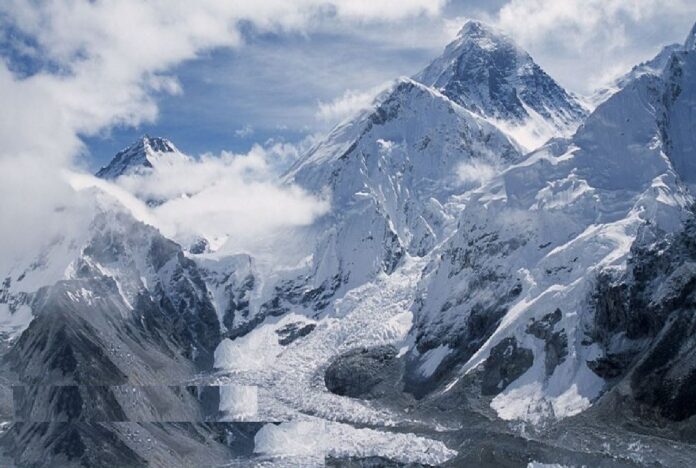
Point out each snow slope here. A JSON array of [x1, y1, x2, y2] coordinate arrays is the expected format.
[[409, 44, 696, 423], [275, 78, 522, 321]]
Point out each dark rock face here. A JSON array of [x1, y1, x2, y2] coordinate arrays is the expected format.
[[275, 322, 316, 346], [415, 20, 586, 127], [0, 422, 265, 468], [1, 422, 147, 467], [188, 237, 209, 254], [259, 273, 345, 320], [481, 337, 533, 396], [527, 309, 568, 377], [589, 218, 696, 421], [326, 455, 428, 467], [325, 346, 398, 399], [0, 211, 253, 465]]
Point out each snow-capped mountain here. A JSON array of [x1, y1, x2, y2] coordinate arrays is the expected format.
[[590, 22, 696, 109], [415, 20, 588, 150], [5, 18, 696, 468], [589, 43, 682, 108], [278, 78, 521, 310], [260, 20, 588, 332], [96, 135, 190, 179], [406, 24, 696, 426]]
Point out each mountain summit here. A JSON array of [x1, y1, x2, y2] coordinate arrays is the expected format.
[[95, 135, 188, 179], [415, 20, 586, 149]]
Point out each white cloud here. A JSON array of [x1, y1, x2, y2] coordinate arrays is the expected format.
[[73, 144, 331, 256], [456, 160, 496, 187], [235, 125, 255, 138], [0, 0, 447, 267], [491, 0, 696, 92]]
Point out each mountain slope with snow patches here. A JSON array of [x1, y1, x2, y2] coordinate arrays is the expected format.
[[407, 26, 696, 426], [5, 19, 696, 468]]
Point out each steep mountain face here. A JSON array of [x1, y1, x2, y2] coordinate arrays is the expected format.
[[0, 201, 262, 466], [263, 22, 587, 334], [406, 27, 696, 425], [3, 207, 221, 370], [589, 218, 696, 423], [275, 78, 522, 317], [661, 44, 696, 191], [415, 20, 587, 150], [95, 136, 189, 180], [5, 18, 696, 468], [590, 43, 682, 108]]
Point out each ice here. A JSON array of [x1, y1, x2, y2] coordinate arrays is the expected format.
[[219, 385, 259, 421], [253, 418, 456, 466], [418, 344, 452, 378]]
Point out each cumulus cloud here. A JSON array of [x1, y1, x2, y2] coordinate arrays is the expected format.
[[0, 0, 446, 267], [492, 0, 696, 92], [70, 143, 330, 256]]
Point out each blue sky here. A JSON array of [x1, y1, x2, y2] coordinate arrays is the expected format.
[[81, 25, 441, 168], [2, 0, 695, 172]]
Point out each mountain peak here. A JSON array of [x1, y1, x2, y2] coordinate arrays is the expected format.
[[96, 135, 184, 179], [455, 19, 511, 48], [414, 20, 586, 150]]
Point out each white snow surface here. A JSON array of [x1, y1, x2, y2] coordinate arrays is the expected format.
[[253, 418, 455, 466], [414, 61, 694, 423], [213, 256, 458, 461]]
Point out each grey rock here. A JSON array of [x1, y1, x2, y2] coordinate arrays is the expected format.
[[325, 346, 398, 399], [481, 337, 533, 396]]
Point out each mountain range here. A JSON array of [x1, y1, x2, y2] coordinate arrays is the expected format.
[[2, 19, 696, 467]]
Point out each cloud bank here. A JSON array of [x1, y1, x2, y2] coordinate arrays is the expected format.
[[0, 0, 445, 268], [112, 144, 330, 252], [492, 0, 696, 92]]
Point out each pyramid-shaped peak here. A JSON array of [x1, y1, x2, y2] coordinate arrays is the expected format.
[[140, 135, 177, 153], [457, 19, 509, 42], [413, 20, 586, 147], [95, 135, 184, 179]]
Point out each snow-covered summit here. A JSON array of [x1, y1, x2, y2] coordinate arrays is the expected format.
[[414, 20, 587, 150], [281, 77, 521, 294], [95, 135, 189, 179]]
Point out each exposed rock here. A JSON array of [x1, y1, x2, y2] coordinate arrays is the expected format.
[[481, 337, 533, 396], [325, 346, 398, 399], [275, 322, 316, 346], [527, 309, 568, 376]]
